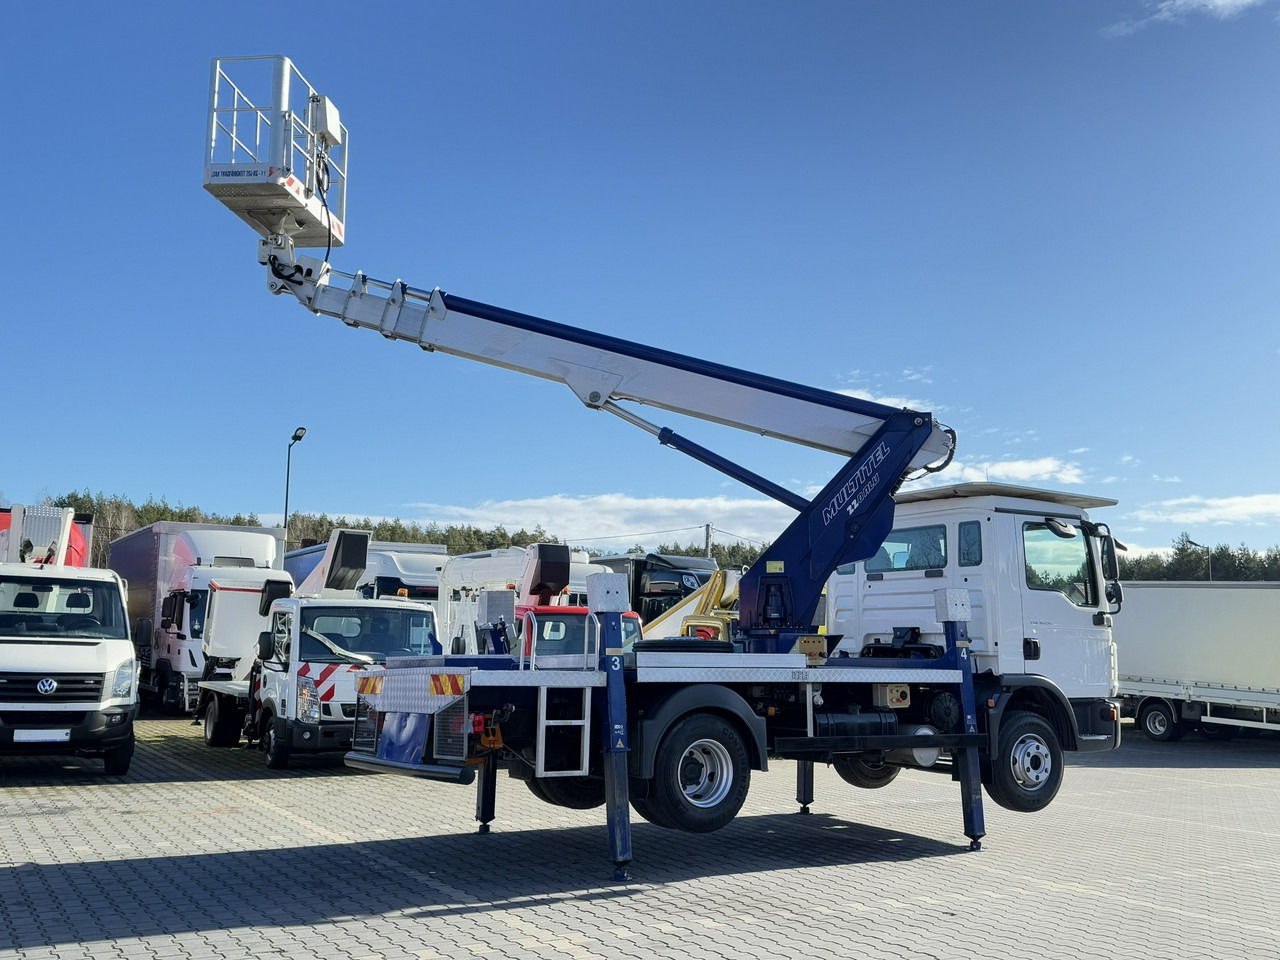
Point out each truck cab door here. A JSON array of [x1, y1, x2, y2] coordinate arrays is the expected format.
[[1017, 519, 1113, 699]]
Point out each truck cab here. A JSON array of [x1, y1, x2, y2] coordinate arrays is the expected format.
[[828, 483, 1122, 744], [246, 595, 438, 766]]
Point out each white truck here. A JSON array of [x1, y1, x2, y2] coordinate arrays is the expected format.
[[108, 522, 291, 714], [286, 539, 448, 605], [437, 545, 612, 654], [1115, 581, 1280, 742], [198, 529, 440, 767], [205, 55, 1123, 875], [0, 505, 137, 774]]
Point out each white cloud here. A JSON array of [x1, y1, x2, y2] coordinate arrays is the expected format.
[[403, 492, 796, 551], [1105, 0, 1272, 36], [836, 387, 931, 410], [914, 456, 1086, 487], [1131, 493, 1280, 527], [1151, 474, 1182, 483]]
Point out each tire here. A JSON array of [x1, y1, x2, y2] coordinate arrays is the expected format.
[[1138, 701, 1185, 742], [648, 713, 750, 833], [984, 710, 1063, 813], [102, 737, 134, 776], [833, 756, 901, 789], [203, 696, 241, 748], [1198, 721, 1240, 742], [264, 717, 292, 769], [525, 776, 606, 809], [630, 793, 676, 829]]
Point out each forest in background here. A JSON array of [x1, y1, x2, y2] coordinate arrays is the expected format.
[[12, 490, 1280, 581], [25, 490, 767, 570]]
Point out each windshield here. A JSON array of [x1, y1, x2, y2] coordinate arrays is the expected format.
[[187, 589, 208, 640], [298, 605, 437, 662], [0, 574, 128, 640]]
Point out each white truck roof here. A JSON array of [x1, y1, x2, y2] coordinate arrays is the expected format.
[[897, 482, 1117, 512]]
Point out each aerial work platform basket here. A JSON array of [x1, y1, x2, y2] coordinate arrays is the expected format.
[[204, 56, 347, 248]]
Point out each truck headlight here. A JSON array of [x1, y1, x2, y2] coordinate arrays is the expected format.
[[111, 658, 137, 699], [296, 676, 320, 724]]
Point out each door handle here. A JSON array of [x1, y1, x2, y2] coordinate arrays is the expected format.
[[1023, 638, 1041, 660]]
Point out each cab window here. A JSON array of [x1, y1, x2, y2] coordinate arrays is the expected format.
[[1023, 521, 1097, 607], [866, 524, 947, 572]]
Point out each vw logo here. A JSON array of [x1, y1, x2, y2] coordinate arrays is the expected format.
[[36, 678, 58, 696]]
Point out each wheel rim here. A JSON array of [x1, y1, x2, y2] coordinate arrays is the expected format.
[[678, 738, 733, 808], [1146, 711, 1168, 737], [204, 702, 216, 743], [1008, 733, 1052, 790]]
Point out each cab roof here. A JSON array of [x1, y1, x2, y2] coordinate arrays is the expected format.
[[896, 482, 1117, 511]]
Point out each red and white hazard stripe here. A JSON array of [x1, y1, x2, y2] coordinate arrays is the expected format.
[[297, 662, 363, 702]]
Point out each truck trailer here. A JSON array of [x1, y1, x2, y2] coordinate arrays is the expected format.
[[1116, 580, 1280, 741], [108, 522, 290, 714]]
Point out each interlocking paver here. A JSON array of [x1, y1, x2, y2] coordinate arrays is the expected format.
[[3, 716, 1280, 959]]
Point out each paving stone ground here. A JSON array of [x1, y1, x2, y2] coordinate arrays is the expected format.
[[2, 715, 1278, 960]]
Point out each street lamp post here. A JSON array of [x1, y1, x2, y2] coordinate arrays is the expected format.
[[284, 427, 307, 548], [1187, 538, 1213, 581]]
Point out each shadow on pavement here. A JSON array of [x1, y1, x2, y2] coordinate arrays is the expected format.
[[0, 814, 965, 950], [1070, 721, 1279, 772]]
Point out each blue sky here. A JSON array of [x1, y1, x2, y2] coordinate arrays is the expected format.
[[3, 1, 1278, 556]]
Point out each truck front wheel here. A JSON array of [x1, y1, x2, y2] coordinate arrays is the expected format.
[[203, 696, 241, 748], [102, 736, 134, 776], [264, 717, 292, 769], [985, 710, 1062, 813], [649, 713, 750, 833], [1138, 701, 1185, 742]]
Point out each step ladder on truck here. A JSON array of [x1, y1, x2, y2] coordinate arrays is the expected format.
[[203, 55, 1124, 878]]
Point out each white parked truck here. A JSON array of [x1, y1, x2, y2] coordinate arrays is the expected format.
[[205, 55, 1123, 875], [286, 539, 448, 605], [0, 505, 137, 774], [1116, 580, 1280, 742], [108, 522, 290, 714], [437, 545, 614, 654], [198, 529, 440, 767]]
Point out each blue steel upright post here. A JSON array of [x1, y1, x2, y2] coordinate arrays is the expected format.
[[587, 573, 633, 881], [935, 588, 986, 851]]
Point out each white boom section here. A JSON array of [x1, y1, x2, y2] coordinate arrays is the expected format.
[[263, 244, 953, 467]]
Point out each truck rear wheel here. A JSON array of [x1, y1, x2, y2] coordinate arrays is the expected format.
[[984, 710, 1062, 813], [102, 737, 134, 776], [630, 794, 675, 828], [525, 776, 606, 809], [833, 756, 901, 789], [203, 695, 241, 748], [649, 713, 750, 833], [1138, 701, 1185, 742], [1197, 721, 1239, 741]]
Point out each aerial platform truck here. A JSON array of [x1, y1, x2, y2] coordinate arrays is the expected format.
[[204, 56, 1123, 876]]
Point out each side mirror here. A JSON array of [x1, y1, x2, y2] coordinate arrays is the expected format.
[[135, 618, 153, 649], [161, 618, 173, 630], [258, 631, 274, 661], [1106, 581, 1124, 606]]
